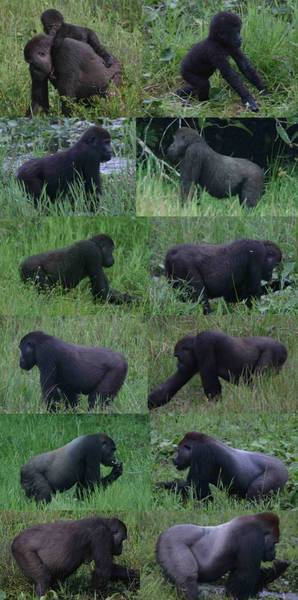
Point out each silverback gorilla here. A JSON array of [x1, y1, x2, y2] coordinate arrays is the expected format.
[[148, 330, 287, 409], [19, 331, 128, 411], [178, 12, 267, 111], [167, 128, 264, 205], [20, 234, 134, 304], [165, 239, 282, 314], [157, 432, 288, 501], [24, 34, 121, 116], [21, 433, 123, 503], [17, 126, 111, 204], [156, 513, 289, 600], [41, 9, 116, 69], [12, 516, 139, 598]]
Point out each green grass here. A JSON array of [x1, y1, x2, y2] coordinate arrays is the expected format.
[[0, 414, 151, 512], [137, 159, 298, 217], [148, 313, 298, 413], [0, 118, 136, 216], [0, 216, 150, 317], [151, 411, 298, 511], [139, 509, 298, 600], [0, 509, 140, 599], [142, 0, 298, 118], [0, 314, 148, 413], [0, 0, 144, 118], [148, 216, 297, 316]]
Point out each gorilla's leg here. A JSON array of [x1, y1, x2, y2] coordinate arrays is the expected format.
[[88, 366, 126, 409], [24, 471, 53, 503], [63, 390, 79, 409], [239, 179, 261, 208], [178, 72, 210, 100], [12, 547, 53, 597]]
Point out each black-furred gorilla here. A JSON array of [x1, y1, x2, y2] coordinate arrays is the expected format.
[[12, 516, 139, 598], [157, 432, 288, 502], [24, 34, 121, 116], [20, 234, 134, 304], [21, 433, 123, 503], [167, 128, 264, 205], [156, 513, 289, 600], [19, 331, 128, 411], [148, 330, 287, 409], [178, 12, 267, 111], [165, 239, 282, 314], [41, 9, 116, 69], [17, 126, 111, 205]]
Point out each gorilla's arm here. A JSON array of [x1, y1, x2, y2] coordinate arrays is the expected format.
[[180, 145, 203, 203], [156, 479, 191, 502], [225, 528, 264, 598], [110, 564, 140, 585], [231, 48, 267, 91], [90, 531, 113, 588], [84, 247, 134, 304], [26, 69, 50, 117], [76, 456, 122, 499], [213, 53, 258, 110], [38, 353, 61, 412], [255, 560, 289, 591], [198, 357, 222, 399], [148, 370, 195, 409]]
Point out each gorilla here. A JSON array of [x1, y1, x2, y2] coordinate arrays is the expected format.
[[156, 513, 289, 600], [157, 431, 288, 502], [17, 126, 111, 205], [41, 9, 116, 70], [12, 516, 139, 598], [19, 331, 128, 411], [24, 34, 121, 116], [165, 239, 282, 314], [178, 11, 267, 112], [148, 330, 287, 409], [21, 433, 123, 503], [167, 128, 264, 205], [20, 234, 134, 304]]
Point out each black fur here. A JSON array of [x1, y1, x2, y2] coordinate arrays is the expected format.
[[178, 11, 267, 111], [12, 516, 139, 598], [148, 330, 287, 409], [19, 330, 128, 411]]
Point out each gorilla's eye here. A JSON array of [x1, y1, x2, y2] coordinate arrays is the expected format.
[[38, 52, 46, 57], [184, 445, 191, 450]]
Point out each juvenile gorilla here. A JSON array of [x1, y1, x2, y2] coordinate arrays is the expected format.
[[165, 239, 282, 314], [148, 330, 287, 409], [157, 432, 288, 502], [24, 34, 121, 116], [167, 128, 264, 205], [41, 8, 116, 69], [20, 234, 134, 304], [19, 331, 128, 411], [156, 513, 289, 600], [21, 433, 123, 503], [17, 126, 112, 204], [178, 11, 267, 111], [12, 516, 139, 598]]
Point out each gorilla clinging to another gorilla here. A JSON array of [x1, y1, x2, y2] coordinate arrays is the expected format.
[[41, 9, 117, 70], [178, 11, 267, 111], [24, 33, 121, 116], [19, 331, 128, 411], [17, 126, 111, 205], [21, 433, 123, 503], [148, 330, 287, 409], [157, 432, 288, 502], [20, 234, 134, 304], [156, 513, 289, 600], [165, 239, 282, 314], [167, 128, 264, 205], [12, 516, 139, 598]]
